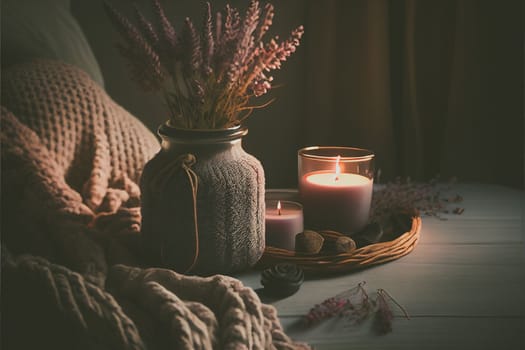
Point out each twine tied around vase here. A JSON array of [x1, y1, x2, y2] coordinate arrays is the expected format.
[[150, 153, 200, 273]]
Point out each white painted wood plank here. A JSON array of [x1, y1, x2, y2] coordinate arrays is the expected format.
[[450, 184, 524, 200], [419, 219, 524, 244], [280, 316, 525, 350], [256, 185, 525, 349], [414, 185, 524, 243], [402, 243, 525, 266], [267, 263, 524, 317], [238, 246, 525, 318], [432, 200, 523, 221]]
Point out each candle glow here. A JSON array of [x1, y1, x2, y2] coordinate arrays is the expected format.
[[335, 155, 341, 182], [298, 146, 374, 234], [265, 200, 304, 250]]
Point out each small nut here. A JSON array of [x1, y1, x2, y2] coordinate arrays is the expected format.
[[295, 230, 324, 254]]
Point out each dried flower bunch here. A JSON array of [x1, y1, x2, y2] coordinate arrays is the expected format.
[[104, 0, 304, 129], [371, 176, 464, 224], [304, 281, 410, 335]]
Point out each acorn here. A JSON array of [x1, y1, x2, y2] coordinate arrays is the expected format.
[[261, 263, 304, 298]]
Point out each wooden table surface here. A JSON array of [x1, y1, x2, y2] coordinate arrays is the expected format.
[[236, 184, 525, 349]]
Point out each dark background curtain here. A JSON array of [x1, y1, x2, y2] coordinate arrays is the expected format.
[[73, 0, 524, 188]]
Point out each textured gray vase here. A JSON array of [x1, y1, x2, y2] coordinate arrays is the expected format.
[[140, 123, 265, 275]]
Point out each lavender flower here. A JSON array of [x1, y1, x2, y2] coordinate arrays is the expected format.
[[215, 4, 241, 81], [134, 5, 159, 48], [181, 17, 203, 75], [201, 2, 214, 76], [151, 0, 178, 55], [104, 1, 303, 129], [104, 1, 165, 91]]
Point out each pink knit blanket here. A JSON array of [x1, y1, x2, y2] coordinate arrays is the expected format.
[[1, 60, 308, 350]]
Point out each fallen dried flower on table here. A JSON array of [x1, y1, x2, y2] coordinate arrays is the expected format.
[[371, 176, 464, 224], [304, 281, 410, 334]]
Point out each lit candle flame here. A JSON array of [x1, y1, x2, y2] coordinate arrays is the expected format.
[[335, 155, 341, 181], [277, 200, 282, 215]]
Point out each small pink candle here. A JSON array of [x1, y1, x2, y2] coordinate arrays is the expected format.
[[265, 200, 304, 250], [299, 157, 373, 234]]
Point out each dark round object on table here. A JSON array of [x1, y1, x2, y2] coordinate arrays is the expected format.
[[261, 263, 304, 298]]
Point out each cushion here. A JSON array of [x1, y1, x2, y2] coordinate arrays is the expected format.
[[1, 0, 105, 87]]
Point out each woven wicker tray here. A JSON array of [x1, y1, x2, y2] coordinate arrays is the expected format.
[[257, 190, 422, 274]]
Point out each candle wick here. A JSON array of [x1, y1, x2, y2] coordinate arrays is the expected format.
[[278, 207, 281, 215]]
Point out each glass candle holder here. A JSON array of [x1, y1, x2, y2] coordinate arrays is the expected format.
[[265, 200, 304, 250], [298, 146, 374, 235]]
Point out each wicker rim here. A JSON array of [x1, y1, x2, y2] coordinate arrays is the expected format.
[[257, 216, 421, 273]]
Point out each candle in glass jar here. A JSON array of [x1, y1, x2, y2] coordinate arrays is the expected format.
[[299, 156, 373, 234], [265, 200, 304, 250]]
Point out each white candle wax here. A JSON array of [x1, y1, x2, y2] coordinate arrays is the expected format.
[[299, 172, 373, 234], [265, 200, 304, 250]]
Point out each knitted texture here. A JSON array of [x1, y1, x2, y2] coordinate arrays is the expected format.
[[0, 60, 308, 349], [1, 59, 159, 208], [140, 128, 265, 275], [1, 248, 145, 350], [1, 60, 160, 284]]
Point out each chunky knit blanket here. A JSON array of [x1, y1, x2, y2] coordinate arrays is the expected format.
[[1, 60, 309, 350]]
